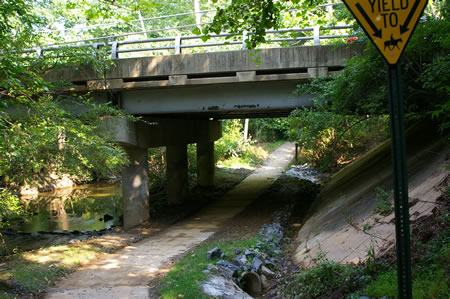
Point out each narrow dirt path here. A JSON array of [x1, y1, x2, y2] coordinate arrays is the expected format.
[[46, 142, 295, 299]]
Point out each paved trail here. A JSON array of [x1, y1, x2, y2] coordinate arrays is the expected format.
[[46, 142, 295, 299]]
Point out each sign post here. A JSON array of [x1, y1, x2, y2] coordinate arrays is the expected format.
[[342, 0, 428, 298]]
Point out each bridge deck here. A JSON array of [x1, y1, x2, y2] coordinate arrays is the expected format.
[[45, 45, 361, 118]]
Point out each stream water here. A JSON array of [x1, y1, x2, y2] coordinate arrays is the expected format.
[[14, 183, 122, 233], [8, 164, 319, 233], [285, 163, 321, 183]]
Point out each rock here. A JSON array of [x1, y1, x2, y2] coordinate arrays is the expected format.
[[234, 248, 242, 255], [207, 247, 225, 260], [261, 265, 276, 278], [18, 186, 39, 197], [379, 297, 390, 299], [264, 258, 277, 270], [199, 275, 254, 299], [216, 260, 239, 277], [258, 223, 284, 244], [78, 235, 89, 241], [358, 296, 371, 299], [241, 272, 262, 297], [251, 256, 264, 273], [244, 249, 256, 257], [234, 255, 249, 268], [207, 264, 218, 271]]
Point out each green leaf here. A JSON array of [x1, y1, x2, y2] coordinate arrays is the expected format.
[[200, 35, 210, 42], [192, 27, 201, 35]]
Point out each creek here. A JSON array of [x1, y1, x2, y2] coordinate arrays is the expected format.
[[10, 164, 321, 233], [285, 163, 321, 183], [14, 183, 122, 233]]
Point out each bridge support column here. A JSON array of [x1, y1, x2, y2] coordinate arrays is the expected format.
[[197, 141, 215, 187], [122, 147, 150, 229], [166, 144, 189, 205]]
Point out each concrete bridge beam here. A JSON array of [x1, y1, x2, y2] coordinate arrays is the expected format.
[[122, 146, 150, 229], [101, 117, 221, 148], [166, 144, 189, 205], [197, 141, 215, 187]]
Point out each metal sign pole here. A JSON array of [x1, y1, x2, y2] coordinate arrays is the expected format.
[[387, 62, 412, 299]]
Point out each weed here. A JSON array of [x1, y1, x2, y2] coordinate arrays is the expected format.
[[315, 244, 328, 263], [281, 261, 365, 298], [362, 223, 372, 232], [374, 187, 393, 216]]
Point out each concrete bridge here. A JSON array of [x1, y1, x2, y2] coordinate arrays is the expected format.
[[44, 44, 360, 228]]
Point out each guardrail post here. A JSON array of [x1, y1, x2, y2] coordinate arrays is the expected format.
[[111, 41, 119, 59], [242, 30, 248, 50], [91, 43, 101, 57], [174, 36, 182, 54], [35, 47, 42, 59], [313, 26, 320, 45]]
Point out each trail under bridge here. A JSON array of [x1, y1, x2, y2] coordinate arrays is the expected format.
[[46, 142, 295, 299]]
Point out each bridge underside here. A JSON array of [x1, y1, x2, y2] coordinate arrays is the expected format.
[[93, 79, 314, 119]]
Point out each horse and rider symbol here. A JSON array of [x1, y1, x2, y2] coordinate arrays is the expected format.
[[384, 34, 403, 51]]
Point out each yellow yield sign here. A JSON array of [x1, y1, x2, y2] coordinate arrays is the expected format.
[[343, 0, 428, 64]]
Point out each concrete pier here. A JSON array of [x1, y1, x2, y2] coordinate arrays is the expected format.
[[197, 141, 215, 187], [102, 117, 222, 226], [121, 147, 150, 229], [166, 144, 189, 205]]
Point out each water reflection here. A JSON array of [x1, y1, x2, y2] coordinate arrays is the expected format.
[[17, 183, 122, 232]]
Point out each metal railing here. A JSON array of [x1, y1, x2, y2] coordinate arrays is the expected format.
[[29, 24, 353, 60]]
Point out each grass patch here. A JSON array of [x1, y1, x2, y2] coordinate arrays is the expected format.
[[261, 140, 286, 153], [365, 228, 449, 299], [0, 293, 14, 299], [10, 262, 69, 293], [365, 268, 448, 299], [159, 237, 259, 299], [0, 236, 124, 296]]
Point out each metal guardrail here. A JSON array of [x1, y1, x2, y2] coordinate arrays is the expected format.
[[30, 25, 353, 60]]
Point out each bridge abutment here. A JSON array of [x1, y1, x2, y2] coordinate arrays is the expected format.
[[121, 146, 150, 229]]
